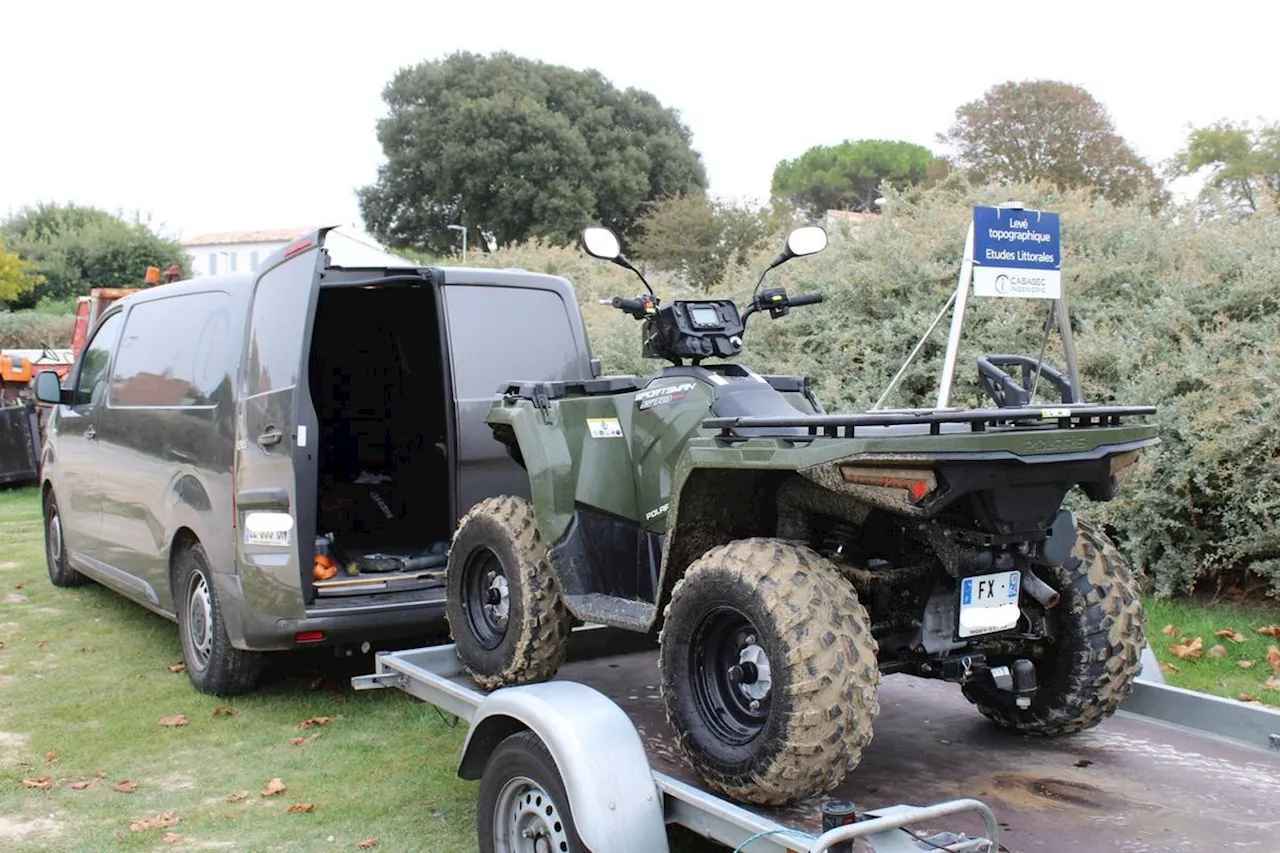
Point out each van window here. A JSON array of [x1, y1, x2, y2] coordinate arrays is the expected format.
[[111, 292, 234, 408], [73, 312, 125, 407], [445, 285, 581, 397]]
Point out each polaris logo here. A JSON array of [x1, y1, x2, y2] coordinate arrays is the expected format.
[[645, 503, 669, 521], [635, 382, 696, 411]]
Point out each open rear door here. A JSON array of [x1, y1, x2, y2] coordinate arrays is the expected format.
[[234, 230, 330, 615]]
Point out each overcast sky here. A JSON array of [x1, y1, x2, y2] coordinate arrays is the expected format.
[[2, 1, 1274, 240]]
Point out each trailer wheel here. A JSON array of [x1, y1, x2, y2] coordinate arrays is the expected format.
[[478, 730, 586, 853], [962, 520, 1146, 735], [175, 542, 263, 696], [44, 493, 89, 588], [446, 496, 571, 690], [660, 538, 880, 806]]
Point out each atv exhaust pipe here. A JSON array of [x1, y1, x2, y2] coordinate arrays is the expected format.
[[1020, 569, 1061, 609]]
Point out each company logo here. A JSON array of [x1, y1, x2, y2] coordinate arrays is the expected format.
[[635, 382, 696, 411], [645, 502, 670, 521], [994, 274, 1009, 294]]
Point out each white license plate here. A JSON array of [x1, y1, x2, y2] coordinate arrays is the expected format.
[[957, 569, 1021, 638]]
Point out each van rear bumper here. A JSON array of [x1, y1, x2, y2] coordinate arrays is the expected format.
[[238, 595, 447, 651]]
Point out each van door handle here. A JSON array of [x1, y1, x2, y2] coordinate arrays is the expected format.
[[257, 428, 283, 447], [85, 426, 97, 441]]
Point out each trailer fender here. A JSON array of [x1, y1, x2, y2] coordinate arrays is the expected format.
[[458, 680, 669, 853]]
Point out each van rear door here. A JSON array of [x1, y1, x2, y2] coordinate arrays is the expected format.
[[234, 232, 327, 613]]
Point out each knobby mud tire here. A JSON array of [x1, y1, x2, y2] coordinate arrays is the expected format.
[[963, 520, 1146, 735], [659, 537, 881, 806], [446, 496, 571, 690]]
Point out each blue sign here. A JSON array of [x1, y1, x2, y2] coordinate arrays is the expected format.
[[971, 206, 1061, 299]]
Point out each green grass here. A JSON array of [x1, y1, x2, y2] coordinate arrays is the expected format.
[[1143, 598, 1280, 707], [0, 487, 477, 852]]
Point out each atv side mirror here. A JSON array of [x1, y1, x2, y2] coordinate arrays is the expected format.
[[785, 226, 828, 258], [581, 227, 622, 261]]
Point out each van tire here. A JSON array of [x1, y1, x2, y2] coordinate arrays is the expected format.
[[446, 496, 571, 690], [175, 542, 263, 696], [44, 493, 89, 588]]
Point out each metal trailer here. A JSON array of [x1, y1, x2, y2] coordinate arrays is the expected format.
[[354, 627, 1280, 853]]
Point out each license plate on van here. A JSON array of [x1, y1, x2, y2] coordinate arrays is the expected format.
[[957, 570, 1021, 638]]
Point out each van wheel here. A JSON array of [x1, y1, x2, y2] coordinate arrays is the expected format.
[[446, 496, 571, 690], [176, 542, 263, 696], [44, 494, 89, 588], [478, 731, 585, 853]]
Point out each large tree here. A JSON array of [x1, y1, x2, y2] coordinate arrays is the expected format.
[[771, 139, 938, 217], [358, 51, 708, 254], [938, 80, 1164, 204], [0, 236, 43, 304], [1, 204, 190, 308], [628, 195, 783, 291], [1168, 119, 1280, 213]]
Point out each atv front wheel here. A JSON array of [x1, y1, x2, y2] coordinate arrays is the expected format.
[[659, 538, 880, 805], [962, 520, 1145, 735], [446, 496, 572, 690]]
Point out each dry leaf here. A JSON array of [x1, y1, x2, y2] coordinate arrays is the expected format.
[[129, 812, 180, 832], [357, 840, 379, 850], [1239, 693, 1261, 704], [1258, 625, 1280, 639], [1215, 629, 1246, 643], [213, 706, 238, 717], [1159, 660, 1180, 674], [1208, 644, 1227, 658], [22, 776, 53, 790], [1169, 636, 1204, 659], [287, 802, 315, 813], [1263, 676, 1280, 692], [261, 778, 287, 797], [158, 715, 188, 728], [0, 640, 6, 649], [162, 833, 182, 843], [71, 780, 93, 790], [1161, 624, 1177, 637], [298, 716, 331, 730], [36, 640, 47, 649], [167, 662, 185, 673], [289, 737, 306, 746], [94, 770, 106, 778], [113, 780, 137, 793], [80, 646, 93, 653], [226, 791, 249, 803], [1238, 660, 1256, 669], [44, 750, 58, 764], [1268, 646, 1280, 675]]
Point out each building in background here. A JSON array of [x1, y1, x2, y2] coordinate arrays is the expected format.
[[181, 225, 414, 277]]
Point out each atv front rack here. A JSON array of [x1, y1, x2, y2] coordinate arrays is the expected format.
[[704, 404, 1156, 440]]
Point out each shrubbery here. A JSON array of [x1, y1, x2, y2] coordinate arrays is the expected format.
[[472, 177, 1280, 599], [0, 309, 74, 349]]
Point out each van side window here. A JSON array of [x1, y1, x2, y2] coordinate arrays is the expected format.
[[73, 312, 125, 407], [444, 285, 582, 397], [111, 293, 235, 407]]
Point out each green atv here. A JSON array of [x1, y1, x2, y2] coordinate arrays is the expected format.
[[445, 223, 1156, 806]]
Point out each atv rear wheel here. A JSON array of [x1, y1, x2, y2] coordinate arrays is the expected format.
[[659, 538, 880, 805], [962, 520, 1145, 735], [446, 496, 571, 690]]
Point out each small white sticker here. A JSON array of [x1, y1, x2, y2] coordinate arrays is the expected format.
[[243, 511, 294, 547], [297, 425, 307, 447], [1041, 408, 1071, 418], [587, 417, 624, 438]]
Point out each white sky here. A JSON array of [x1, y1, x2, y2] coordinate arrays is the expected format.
[[2, 0, 1274, 240]]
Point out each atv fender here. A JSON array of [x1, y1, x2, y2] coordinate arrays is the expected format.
[[487, 404, 577, 545]]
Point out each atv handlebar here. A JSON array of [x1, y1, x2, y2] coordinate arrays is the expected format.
[[788, 292, 824, 307], [601, 295, 658, 320]]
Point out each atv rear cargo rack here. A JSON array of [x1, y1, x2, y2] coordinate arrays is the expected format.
[[704, 404, 1156, 440]]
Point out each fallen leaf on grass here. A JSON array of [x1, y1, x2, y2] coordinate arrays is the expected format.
[[36, 640, 47, 649], [158, 715, 188, 728], [94, 770, 106, 778], [289, 737, 307, 746], [261, 778, 287, 797], [1238, 660, 1256, 669], [213, 706, 238, 717], [1258, 625, 1280, 639], [1268, 646, 1280, 675], [1239, 694, 1262, 704], [71, 780, 93, 790], [167, 662, 185, 673], [129, 812, 180, 832], [80, 646, 93, 654], [226, 791, 249, 803], [162, 833, 182, 843], [287, 802, 314, 813], [1215, 628, 1246, 643], [1161, 624, 1178, 637], [299, 716, 331, 730], [22, 777, 53, 789], [1263, 676, 1280, 692], [357, 840, 379, 850], [1169, 637, 1203, 659], [1159, 661, 1179, 674], [113, 780, 137, 793], [0, 640, 6, 649], [44, 750, 58, 764], [1208, 644, 1227, 658]]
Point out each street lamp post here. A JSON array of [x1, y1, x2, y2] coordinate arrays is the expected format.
[[447, 224, 467, 264]]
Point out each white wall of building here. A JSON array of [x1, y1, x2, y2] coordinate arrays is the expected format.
[[182, 227, 413, 278]]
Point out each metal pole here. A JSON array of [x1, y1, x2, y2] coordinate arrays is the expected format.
[[935, 222, 975, 409], [461, 227, 467, 265], [1055, 293, 1083, 403], [872, 290, 957, 411], [807, 799, 1000, 853]]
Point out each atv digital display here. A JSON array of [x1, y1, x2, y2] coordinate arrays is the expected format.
[[687, 305, 723, 330]]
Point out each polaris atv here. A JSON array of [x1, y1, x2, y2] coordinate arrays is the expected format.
[[445, 223, 1157, 806]]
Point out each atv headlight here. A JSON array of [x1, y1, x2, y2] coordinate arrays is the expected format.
[[839, 466, 938, 504]]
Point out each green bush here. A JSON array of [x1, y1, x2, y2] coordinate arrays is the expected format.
[[0, 309, 74, 349]]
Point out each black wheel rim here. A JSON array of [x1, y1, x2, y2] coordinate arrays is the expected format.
[[689, 605, 773, 746], [463, 548, 510, 651]]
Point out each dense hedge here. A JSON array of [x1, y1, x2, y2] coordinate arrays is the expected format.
[[476, 177, 1280, 599], [0, 310, 74, 350]]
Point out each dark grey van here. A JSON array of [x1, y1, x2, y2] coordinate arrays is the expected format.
[[33, 227, 595, 695]]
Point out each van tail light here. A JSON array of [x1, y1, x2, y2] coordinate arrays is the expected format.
[[284, 237, 314, 258], [839, 466, 937, 504], [295, 631, 325, 643]]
